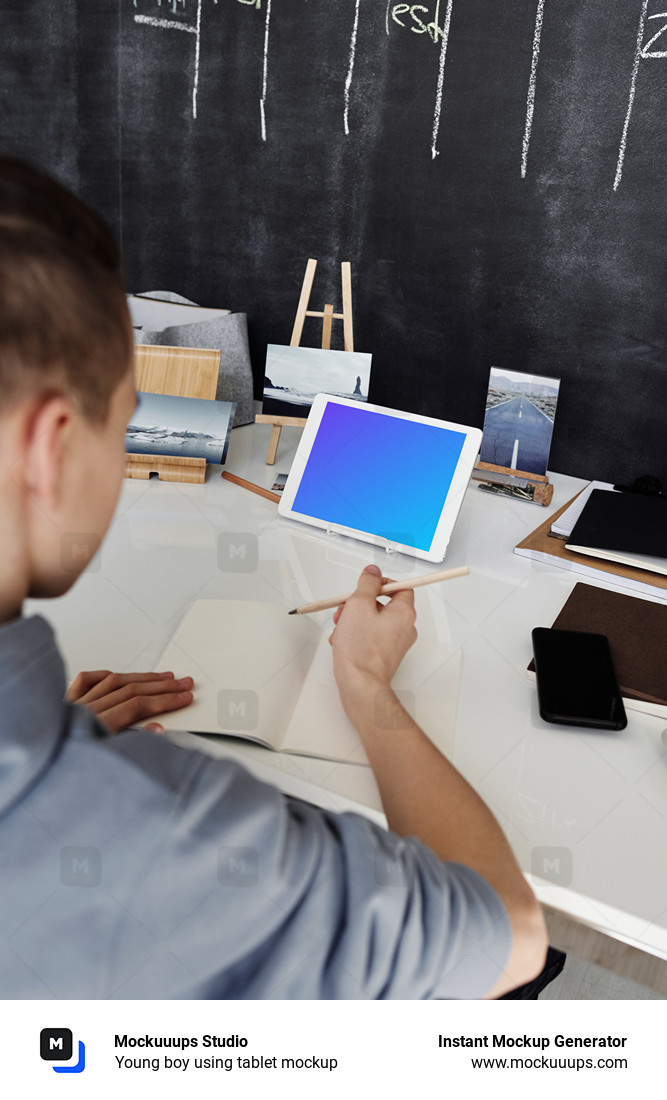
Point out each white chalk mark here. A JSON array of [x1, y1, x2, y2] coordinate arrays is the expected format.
[[614, 0, 650, 191], [192, 0, 202, 120], [134, 1, 202, 120], [521, 0, 546, 179], [430, 0, 454, 160], [640, 16, 667, 57], [344, 0, 361, 136], [429, 0, 442, 45], [133, 15, 196, 33], [385, 0, 391, 36], [260, 0, 272, 141]]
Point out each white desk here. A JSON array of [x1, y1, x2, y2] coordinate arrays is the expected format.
[[28, 421, 667, 992]]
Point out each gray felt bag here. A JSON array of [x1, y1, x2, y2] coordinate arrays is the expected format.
[[131, 291, 255, 427]]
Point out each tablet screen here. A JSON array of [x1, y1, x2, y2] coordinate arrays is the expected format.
[[290, 400, 467, 552]]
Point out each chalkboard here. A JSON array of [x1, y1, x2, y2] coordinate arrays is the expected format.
[[2, 0, 667, 487]]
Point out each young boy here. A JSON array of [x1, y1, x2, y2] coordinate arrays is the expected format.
[[0, 156, 546, 999]]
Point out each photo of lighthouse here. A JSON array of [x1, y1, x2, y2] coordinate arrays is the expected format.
[[262, 344, 372, 419]]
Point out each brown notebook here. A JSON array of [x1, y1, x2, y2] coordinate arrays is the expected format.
[[527, 582, 667, 717]]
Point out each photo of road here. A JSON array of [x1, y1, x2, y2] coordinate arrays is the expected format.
[[480, 368, 560, 475]]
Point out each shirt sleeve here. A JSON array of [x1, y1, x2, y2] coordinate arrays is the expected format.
[[109, 734, 511, 1000], [268, 797, 512, 999]]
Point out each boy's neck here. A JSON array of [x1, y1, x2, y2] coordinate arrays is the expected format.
[[0, 453, 30, 626], [0, 599, 23, 627], [0, 531, 26, 623]]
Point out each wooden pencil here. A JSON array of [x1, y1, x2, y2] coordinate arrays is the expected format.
[[288, 565, 469, 615], [221, 470, 281, 503]]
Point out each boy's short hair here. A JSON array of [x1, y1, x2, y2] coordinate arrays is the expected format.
[[0, 155, 132, 420]]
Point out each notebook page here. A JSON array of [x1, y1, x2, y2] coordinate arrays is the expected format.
[[154, 600, 320, 747], [282, 633, 461, 765]]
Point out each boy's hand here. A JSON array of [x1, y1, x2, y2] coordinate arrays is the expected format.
[[66, 670, 194, 734], [329, 564, 417, 705]]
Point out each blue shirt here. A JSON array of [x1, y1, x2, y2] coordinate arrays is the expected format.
[[0, 615, 510, 998]]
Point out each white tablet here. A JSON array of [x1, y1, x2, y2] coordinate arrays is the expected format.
[[278, 395, 482, 562]]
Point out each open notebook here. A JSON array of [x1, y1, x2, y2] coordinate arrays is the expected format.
[[153, 600, 460, 766]]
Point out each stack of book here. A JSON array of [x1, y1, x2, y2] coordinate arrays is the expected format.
[[515, 485, 667, 598], [527, 582, 667, 719], [565, 489, 667, 576]]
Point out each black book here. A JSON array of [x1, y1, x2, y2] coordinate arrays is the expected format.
[[565, 489, 667, 576]]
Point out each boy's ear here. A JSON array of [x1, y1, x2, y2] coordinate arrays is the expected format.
[[22, 394, 77, 511]]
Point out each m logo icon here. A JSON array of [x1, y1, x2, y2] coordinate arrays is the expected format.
[[60, 846, 102, 886], [60, 532, 101, 574], [218, 846, 259, 887], [40, 1028, 86, 1073], [217, 690, 258, 730], [531, 846, 573, 886], [40, 1028, 72, 1061], [217, 533, 258, 573]]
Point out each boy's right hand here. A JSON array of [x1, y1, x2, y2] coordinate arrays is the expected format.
[[329, 565, 417, 706]]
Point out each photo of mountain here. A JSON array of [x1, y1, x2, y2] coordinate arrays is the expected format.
[[125, 391, 236, 464], [262, 344, 372, 418]]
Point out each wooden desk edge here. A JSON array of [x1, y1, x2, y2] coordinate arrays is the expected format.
[[543, 903, 667, 996]]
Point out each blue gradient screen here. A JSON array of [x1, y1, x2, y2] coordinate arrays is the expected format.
[[292, 402, 467, 551]]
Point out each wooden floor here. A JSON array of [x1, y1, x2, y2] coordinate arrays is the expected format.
[[541, 955, 664, 999]]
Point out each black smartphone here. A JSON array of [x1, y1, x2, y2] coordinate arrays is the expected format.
[[531, 627, 627, 730]]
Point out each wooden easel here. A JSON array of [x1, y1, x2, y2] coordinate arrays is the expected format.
[[255, 258, 355, 464], [125, 345, 221, 484], [472, 460, 554, 506]]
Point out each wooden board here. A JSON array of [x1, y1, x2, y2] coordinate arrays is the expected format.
[[475, 460, 549, 484], [125, 455, 208, 484], [126, 345, 221, 483], [515, 490, 667, 594], [255, 414, 308, 428], [134, 344, 220, 400]]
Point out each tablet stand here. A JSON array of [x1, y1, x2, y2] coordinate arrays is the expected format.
[[255, 258, 355, 465], [323, 525, 403, 556], [125, 345, 221, 484]]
